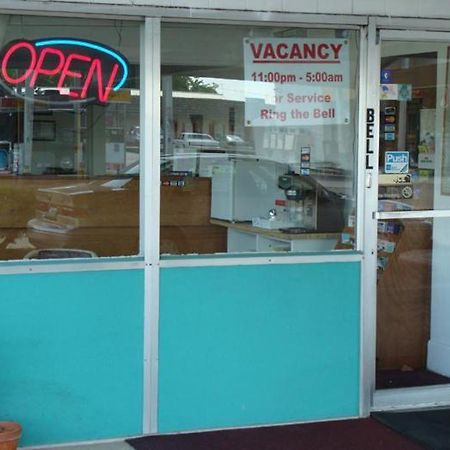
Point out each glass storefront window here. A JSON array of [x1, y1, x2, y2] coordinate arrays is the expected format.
[[160, 23, 359, 255], [0, 16, 140, 260]]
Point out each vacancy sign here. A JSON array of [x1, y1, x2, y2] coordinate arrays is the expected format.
[[244, 38, 350, 126]]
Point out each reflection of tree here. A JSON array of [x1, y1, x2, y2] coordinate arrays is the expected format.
[[172, 75, 218, 93]]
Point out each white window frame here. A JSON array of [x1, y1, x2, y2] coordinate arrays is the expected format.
[[145, 15, 367, 433]]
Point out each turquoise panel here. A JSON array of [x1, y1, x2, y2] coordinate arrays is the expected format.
[[159, 262, 360, 432], [0, 269, 144, 446]]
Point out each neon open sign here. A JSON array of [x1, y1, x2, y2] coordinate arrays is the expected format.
[[0, 38, 129, 104]]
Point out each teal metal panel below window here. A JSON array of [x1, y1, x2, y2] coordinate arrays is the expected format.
[[0, 269, 144, 447], [159, 262, 360, 432]]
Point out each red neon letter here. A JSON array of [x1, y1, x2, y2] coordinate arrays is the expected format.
[[81, 58, 119, 103], [57, 53, 91, 98], [1, 41, 37, 84], [29, 47, 65, 88]]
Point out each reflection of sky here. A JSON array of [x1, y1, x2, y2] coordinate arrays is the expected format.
[[201, 77, 276, 104]]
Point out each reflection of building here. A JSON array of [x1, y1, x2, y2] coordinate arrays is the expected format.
[[171, 91, 246, 141], [0, 89, 140, 175], [168, 90, 355, 174]]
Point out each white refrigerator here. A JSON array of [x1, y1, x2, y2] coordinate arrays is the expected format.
[[210, 158, 287, 222]]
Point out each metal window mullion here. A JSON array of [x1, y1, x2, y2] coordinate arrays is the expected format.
[[361, 17, 380, 417], [159, 253, 362, 268], [161, 17, 363, 29], [356, 24, 368, 419], [356, 26, 368, 253], [375, 210, 450, 220], [142, 17, 161, 436], [380, 29, 450, 42], [376, 17, 450, 34]]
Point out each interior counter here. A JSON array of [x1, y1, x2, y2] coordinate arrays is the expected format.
[[211, 219, 340, 253]]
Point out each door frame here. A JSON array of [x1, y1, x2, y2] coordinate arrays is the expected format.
[[363, 17, 450, 413]]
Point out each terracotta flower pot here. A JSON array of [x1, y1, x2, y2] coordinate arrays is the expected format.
[[0, 422, 22, 450]]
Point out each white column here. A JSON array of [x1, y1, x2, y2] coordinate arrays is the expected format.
[[427, 46, 450, 376], [162, 75, 174, 156]]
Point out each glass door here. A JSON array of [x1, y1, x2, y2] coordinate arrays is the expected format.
[[374, 31, 450, 397]]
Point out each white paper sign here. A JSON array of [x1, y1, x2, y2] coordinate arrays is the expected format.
[[244, 37, 350, 127]]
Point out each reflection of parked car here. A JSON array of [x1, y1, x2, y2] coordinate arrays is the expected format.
[[121, 151, 229, 176], [224, 134, 245, 146], [174, 132, 220, 149], [127, 126, 140, 144], [121, 160, 139, 175], [221, 134, 253, 151]]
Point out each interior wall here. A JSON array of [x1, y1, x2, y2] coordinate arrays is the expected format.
[[31, 112, 77, 174]]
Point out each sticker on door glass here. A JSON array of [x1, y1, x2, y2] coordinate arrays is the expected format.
[[385, 151, 409, 174]]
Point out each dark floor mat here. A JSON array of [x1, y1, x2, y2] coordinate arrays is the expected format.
[[376, 369, 450, 390], [127, 418, 424, 450], [373, 409, 450, 450]]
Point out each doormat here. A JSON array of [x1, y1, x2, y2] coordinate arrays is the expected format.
[[127, 418, 423, 450], [373, 409, 450, 450]]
